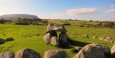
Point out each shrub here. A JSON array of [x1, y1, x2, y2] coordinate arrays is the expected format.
[[102, 22, 114, 27], [15, 18, 40, 25]]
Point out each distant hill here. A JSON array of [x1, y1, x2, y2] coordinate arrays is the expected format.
[[0, 14, 39, 20]]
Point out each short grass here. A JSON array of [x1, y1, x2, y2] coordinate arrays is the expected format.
[[0, 24, 114, 58]]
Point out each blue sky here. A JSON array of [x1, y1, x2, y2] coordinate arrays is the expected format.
[[0, 0, 115, 21]]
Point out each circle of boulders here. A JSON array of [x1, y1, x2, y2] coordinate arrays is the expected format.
[[44, 50, 68, 58], [0, 51, 15, 58], [15, 48, 41, 58], [0, 45, 114, 58], [43, 23, 68, 46]]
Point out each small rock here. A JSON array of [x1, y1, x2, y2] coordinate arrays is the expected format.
[[92, 36, 97, 39], [6, 37, 14, 41], [104, 37, 113, 43], [82, 34, 89, 38], [98, 37, 105, 40], [0, 38, 5, 44]]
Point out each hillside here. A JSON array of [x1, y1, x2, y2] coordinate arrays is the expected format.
[[0, 14, 39, 20]]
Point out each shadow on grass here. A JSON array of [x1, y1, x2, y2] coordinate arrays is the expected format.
[[68, 38, 90, 47], [58, 38, 90, 49]]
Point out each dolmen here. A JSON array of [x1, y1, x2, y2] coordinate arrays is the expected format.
[[43, 23, 68, 46]]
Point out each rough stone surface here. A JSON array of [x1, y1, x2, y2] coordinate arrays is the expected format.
[[15, 48, 41, 58], [43, 33, 51, 44], [73, 44, 105, 58], [59, 32, 68, 43], [47, 23, 67, 32], [60, 25, 67, 32], [101, 46, 110, 54], [111, 44, 115, 55], [101, 46, 111, 58], [50, 36, 59, 46], [0, 51, 15, 58], [44, 50, 68, 58]]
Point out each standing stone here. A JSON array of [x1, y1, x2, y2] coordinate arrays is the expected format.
[[15, 48, 41, 58], [43, 33, 51, 44], [44, 50, 68, 58], [0, 51, 15, 58], [73, 44, 105, 58], [50, 36, 59, 46], [59, 32, 68, 46]]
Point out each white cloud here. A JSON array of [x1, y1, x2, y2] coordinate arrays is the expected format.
[[106, 5, 115, 13], [41, 8, 97, 19], [110, 5, 115, 8], [66, 8, 97, 15], [106, 9, 115, 13], [48, 8, 97, 17]]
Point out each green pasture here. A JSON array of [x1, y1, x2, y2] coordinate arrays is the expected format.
[[0, 24, 114, 58]]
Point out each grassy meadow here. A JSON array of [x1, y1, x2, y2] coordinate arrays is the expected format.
[[0, 20, 115, 58]]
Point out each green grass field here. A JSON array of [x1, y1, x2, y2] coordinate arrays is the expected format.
[[0, 24, 114, 58]]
